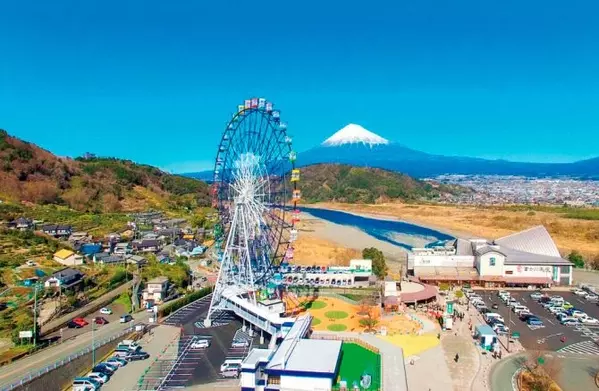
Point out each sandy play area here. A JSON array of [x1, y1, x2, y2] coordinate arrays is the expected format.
[[292, 296, 422, 335]]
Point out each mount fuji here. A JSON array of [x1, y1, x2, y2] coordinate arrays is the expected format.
[[297, 124, 599, 178]]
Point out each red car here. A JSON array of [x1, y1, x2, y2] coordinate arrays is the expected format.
[[73, 317, 89, 327], [95, 317, 109, 325]]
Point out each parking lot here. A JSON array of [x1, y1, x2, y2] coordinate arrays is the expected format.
[[474, 290, 599, 354]]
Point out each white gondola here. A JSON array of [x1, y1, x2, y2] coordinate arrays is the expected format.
[[289, 229, 298, 242], [258, 98, 266, 109], [285, 136, 292, 145], [279, 122, 287, 130]]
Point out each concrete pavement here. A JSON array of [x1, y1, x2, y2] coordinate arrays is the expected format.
[[102, 325, 180, 391]]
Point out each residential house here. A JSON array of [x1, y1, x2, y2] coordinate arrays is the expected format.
[[94, 253, 125, 265], [126, 254, 148, 267], [9, 217, 33, 231], [42, 224, 73, 238], [156, 254, 171, 264], [132, 239, 161, 253], [68, 231, 90, 243], [53, 249, 84, 266], [44, 268, 85, 289], [105, 232, 121, 242], [113, 242, 131, 256], [142, 276, 170, 307], [79, 243, 103, 256]]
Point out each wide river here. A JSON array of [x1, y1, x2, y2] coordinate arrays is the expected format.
[[300, 207, 454, 250]]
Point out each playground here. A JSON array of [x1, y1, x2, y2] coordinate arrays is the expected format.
[[289, 296, 423, 335], [334, 342, 382, 390]]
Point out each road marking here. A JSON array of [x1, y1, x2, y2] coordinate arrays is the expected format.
[[510, 319, 516, 325]]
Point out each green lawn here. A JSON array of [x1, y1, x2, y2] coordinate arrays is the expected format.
[[327, 324, 347, 332], [311, 318, 322, 326], [301, 300, 327, 310], [335, 342, 382, 390], [325, 310, 349, 319]]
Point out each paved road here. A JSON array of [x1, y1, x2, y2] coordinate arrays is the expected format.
[[0, 311, 151, 390], [43, 303, 129, 343]]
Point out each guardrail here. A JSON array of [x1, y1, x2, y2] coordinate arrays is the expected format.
[[3, 324, 140, 391]]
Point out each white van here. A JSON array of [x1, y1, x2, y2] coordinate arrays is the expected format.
[[512, 305, 528, 314], [485, 313, 505, 323], [220, 359, 243, 373]]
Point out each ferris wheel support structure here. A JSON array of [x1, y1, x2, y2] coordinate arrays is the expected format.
[[204, 98, 300, 327]]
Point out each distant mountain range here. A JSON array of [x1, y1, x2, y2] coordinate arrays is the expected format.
[[298, 124, 599, 179], [186, 123, 599, 180]]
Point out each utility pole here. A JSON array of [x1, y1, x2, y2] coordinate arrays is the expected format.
[[507, 307, 511, 353], [33, 283, 38, 348]]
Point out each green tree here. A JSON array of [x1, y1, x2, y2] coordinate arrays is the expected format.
[[568, 251, 585, 268], [455, 290, 464, 299], [362, 247, 387, 279], [439, 283, 450, 292]]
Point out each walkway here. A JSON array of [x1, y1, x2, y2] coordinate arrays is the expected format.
[[103, 325, 181, 391]]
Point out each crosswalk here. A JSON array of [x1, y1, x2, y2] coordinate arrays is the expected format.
[[558, 340, 599, 356]]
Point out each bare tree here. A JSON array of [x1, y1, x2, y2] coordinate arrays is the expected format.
[[520, 350, 562, 391]]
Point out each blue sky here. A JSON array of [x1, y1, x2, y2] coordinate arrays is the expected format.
[[1, 1, 598, 172]]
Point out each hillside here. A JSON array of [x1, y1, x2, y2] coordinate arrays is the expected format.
[[299, 164, 470, 204], [0, 130, 210, 212]]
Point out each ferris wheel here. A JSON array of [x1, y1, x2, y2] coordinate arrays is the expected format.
[[206, 98, 301, 325]]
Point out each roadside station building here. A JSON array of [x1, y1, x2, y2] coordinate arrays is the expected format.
[[408, 226, 573, 288]]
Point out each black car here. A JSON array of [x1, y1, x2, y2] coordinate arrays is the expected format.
[[539, 297, 551, 304], [126, 351, 149, 361], [479, 308, 490, 315], [92, 365, 114, 376], [520, 313, 534, 322], [67, 320, 83, 329]]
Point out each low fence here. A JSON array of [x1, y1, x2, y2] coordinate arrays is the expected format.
[[311, 333, 380, 355], [3, 324, 141, 391]]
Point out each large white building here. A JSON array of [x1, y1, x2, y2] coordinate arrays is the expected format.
[[408, 226, 573, 287], [240, 315, 342, 391]]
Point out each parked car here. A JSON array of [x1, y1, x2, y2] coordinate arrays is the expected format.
[[120, 314, 132, 323], [580, 317, 599, 324], [125, 351, 149, 361], [492, 323, 510, 333], [562, 319, 579, 326], [573, 290, 588, 297], [92, 364, 115, 376], [72, 377, 101, 391], [106, 357, 127, 367], [191, 339, 210, 349], [100, 307, 112, 315], [530, 292, 543, 300], [571, 310, 587, 318], [494, 324, 509, 335], [67, 320, 84, 329], [519, 312, 534, 321], [586, 294, 599, 301], [527, 318, 544, 327], [562, 302, 574, 310], [548, 306, 564, 314], [95, 317, 109, 325], [72, 317, 89, 327], [86, 372, 109, 384], [231, 340, 250, 348]]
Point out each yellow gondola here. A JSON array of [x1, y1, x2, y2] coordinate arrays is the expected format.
[[291, 169, 300, 182]]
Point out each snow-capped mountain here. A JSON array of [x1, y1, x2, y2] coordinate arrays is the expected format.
[[184, 123, 599, 180], [322, 124, 389, 147], [296, 124, 599, 178]]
